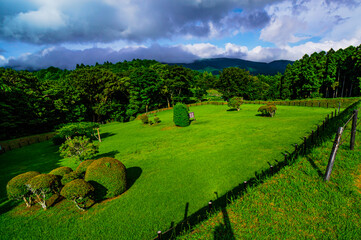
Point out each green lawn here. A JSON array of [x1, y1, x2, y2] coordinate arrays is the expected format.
[[0, 104, 333, 239], [178, 102, 361, 239]]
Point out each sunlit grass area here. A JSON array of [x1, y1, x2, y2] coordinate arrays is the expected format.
[[0, 104, 332, 239]]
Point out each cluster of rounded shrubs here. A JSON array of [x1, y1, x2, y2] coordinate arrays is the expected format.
[[6, 157, 127, 211]]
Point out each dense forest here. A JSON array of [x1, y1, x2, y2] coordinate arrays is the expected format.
[[1, 44, 361, 140]]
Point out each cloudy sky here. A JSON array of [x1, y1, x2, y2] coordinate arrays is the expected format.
[[1, 0, 361, 69]]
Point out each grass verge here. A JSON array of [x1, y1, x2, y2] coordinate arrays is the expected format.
[[177, 101, 361, 239]]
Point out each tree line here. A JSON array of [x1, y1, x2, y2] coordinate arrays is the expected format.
[[1, 44, 361, 140]]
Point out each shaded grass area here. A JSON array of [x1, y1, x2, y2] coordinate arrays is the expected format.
[[0, 104, 333, 239], [177, 102, 361, 239]]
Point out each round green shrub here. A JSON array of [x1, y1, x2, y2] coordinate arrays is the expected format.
[[84, 157, 127, 200], [60, 179, 95, 210], [173, 103, 190, 127], [26, 174, 61, 195], [61, 171, 81, 185], [75, 160, 95, 175], [49, 167, 73, 178], [6, 171, 40, 200]]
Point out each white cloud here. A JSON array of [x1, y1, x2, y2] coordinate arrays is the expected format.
[[0, 55, 8, 66], [260, 0, 361, 46]]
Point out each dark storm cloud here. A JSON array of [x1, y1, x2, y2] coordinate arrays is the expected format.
[[5, 45, 198, 70], [0, 0, 281, 45]]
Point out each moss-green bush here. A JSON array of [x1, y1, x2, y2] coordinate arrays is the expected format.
[[26, 174, 61, 194], [84, 157, 127, 200], [173, 103, 190, 127], [139, 115, 149, 124], [6, 171, 40, 207], [60, 179, 95, 211], [49, 167, 73, 178], [258, 103, 277, 117], [61, 171, 81, 185], [26, 174, 61, 210], [228, 97, 243, 111], [75, 159, 95, 175]]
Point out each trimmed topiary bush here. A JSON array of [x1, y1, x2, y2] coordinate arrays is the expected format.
[[49, 167, 73, 178], [258, 103, 277, 117], [26, 174, 61, 210], [154, 117, 160, 124], [75, 160, 95, 175], [6, 171, 40, 207], [228, 97, 243, 111], [61, 171, 81, 185], [139, 115, 149, 124], [60, 179, 95, 211], [173, 103, 190, 127], [84, 157, 127, 200]]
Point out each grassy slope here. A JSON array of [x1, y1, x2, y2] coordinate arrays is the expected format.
[[178, 103, 361, 239], [0, 105, 332, 239]]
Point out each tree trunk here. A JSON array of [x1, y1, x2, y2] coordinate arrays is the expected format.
[[73, 199, 85, 211], [23, 197, 31, 208]]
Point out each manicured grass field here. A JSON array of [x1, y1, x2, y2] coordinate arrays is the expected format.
[[178, 102, 361, 239], [0, 104, 333, 239]]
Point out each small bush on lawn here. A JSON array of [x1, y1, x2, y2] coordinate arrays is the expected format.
[[6, 171, 40, 207], [75, 160, 95, 175], [60, 179, 95, 211], [140, 115, 149, 124], [59, 136, 99, 162], [49, 167, 73, 178], [173, 103, 190, 127], [228, 97, 243, 111], [258, 103, 277, 117], [84, 157, 127, 200], [154, 117, 160, 124], [26, 174, 61, 210], [61, 171, 81, 185]]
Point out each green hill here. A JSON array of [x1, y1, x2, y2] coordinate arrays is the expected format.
[[171, 58, 293, 75]]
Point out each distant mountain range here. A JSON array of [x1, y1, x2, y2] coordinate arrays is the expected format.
[[170, 58, 293, 75]]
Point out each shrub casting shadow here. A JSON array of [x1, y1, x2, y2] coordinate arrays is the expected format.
[[100, 132, 116, 139], [0, 200, 18, 214], [126, 167, 142, 189], [226, 109, 238, 112], [87, 181, 108, 202], [94, 150, 120, 159]]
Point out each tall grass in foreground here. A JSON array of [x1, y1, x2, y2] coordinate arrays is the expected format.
[[178, 102, 361, 239]]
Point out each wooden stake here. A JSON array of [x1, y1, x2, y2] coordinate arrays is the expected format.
[[350, 110, 358, 150], [324, 127, 343, 181]]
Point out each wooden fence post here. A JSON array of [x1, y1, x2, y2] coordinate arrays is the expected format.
[[350, 110, 358, 150], [324, 127, 344, 181]]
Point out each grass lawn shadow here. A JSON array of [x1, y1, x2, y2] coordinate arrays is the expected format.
[[100, 132, 116, 139], [94, 150, 120, 159], [126, 167, 142, 189]]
